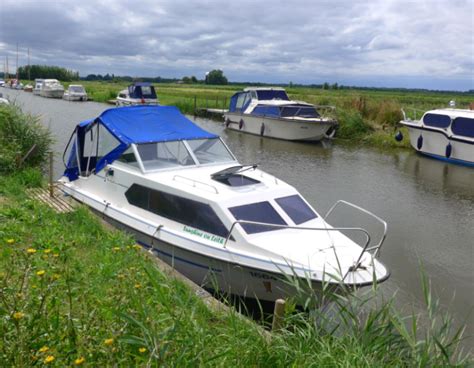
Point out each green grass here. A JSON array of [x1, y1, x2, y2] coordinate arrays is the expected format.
[[0, 104, 53, 173], [0, 169, 471, 367]]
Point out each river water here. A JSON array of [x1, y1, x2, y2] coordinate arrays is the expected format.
[[3, 89, 473, 338]]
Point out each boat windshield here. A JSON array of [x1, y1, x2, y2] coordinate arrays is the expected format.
[[186, 138, 234, 164], [70, 86, 85, 93], [136, 138, 235, 171], [256, 90, 289, 101], [137, 141, 194, 171]]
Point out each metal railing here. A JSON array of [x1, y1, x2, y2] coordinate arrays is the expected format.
[[223, 200, 387, 272], [172, 175, 219, 194]]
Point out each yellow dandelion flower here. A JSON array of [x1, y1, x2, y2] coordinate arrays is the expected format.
[[74, 357, 85, 365], [44, 355, 55, 363], [43, 249, 52, 254], [38, 346, 49, 353], [112, 247, 121, 252], [52, 274, 60, 280], [36, 270, 46, 277], [31, 284, 37, 289], [27, 248, 37, 254], [104, 338, 114, 346], [139, 347, 147, 353], [6, 238, 15, 244], [52, 253, 59, 257], [134, 283, 141, 289], [132, 244, 141, 250], [13, 311, 25, 320]]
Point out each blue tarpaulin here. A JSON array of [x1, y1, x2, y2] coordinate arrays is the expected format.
[[64, 105, 218, 180]]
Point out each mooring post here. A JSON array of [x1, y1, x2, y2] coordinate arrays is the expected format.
[[272, 299, 286, 332], [49, 151, 54, 198]]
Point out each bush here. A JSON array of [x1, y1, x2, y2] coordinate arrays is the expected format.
[[0, 104, 52, 173], [337, 109, 373, 139]]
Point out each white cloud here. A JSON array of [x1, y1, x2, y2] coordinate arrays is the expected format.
[[0, 0, 472, 89]]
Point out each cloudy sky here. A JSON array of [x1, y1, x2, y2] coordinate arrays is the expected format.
[[0, 0, 472, 90]]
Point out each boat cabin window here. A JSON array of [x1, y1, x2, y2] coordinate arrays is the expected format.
[[117, 147, 139, 167], [228, 201, 287, 234], [280, 106, 319, 118], [236, 93, 250, 110], [275, 195, 317, 225], [137, 141, 194, 171], [250, 91, 257, 99], [256, 90, 289, 101], [125, 184, 229, 238], [97, 124, 121, 163], [129, 85, 157, 99], [451, 117, 474, 138], [186, 138, 234, 164], [423, 113, 451, 128], [70, 86, 85, 93]]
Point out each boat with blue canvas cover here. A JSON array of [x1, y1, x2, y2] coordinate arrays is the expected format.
[[224, 87, 338, 141], [59, 105, 389, 302], [399, 105, 474, 167], [116, 82, 158, 106]]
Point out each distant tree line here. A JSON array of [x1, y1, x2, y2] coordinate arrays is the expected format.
[[16, 65, 79, 81]]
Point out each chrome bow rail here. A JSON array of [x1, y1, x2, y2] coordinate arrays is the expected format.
[[224, 200, 387, 271]]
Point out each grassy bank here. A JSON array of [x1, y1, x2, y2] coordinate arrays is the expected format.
[[0, 103, 471, 366], [62, 81, 473, 150]]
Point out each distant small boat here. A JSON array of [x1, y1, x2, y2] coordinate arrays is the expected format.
[[33, 79, 44, 95], [23, 84, 33, 92], [40, 79, 64, 98], [399, 103, 474, 167], [224, 87, 338, 141], [63, 84, 88, 101], [116, 82, 158, 106]]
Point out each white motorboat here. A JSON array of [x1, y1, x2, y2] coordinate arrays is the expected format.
[[33, 79, 44, 95], [116, 82, 158, 106], [399, 105, 474, 167], [224, 87, 338, 141], [40, 79, 64, 98], [59, 105, 389, 302], [63, 84, 88, 101]]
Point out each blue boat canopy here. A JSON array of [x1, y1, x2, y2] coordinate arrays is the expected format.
[[63, 105, 218, 181]]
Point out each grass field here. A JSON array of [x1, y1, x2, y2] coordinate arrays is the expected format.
[[63, 81, 473, 149]]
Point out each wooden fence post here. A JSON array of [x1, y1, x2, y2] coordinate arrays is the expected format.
[[272, 299, 286, 332], [49, 152, 54, 198]]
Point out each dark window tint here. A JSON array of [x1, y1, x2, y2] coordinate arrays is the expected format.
[[451, 117, 474, 138], [125, 184, 228, 238], [423, 113, 451, 128], [229, 201, 287, 234], [280, 106, 319, 118], [125, 184, 149, 209], [276, 195, 317, 225], [256, 90, 289, 101]]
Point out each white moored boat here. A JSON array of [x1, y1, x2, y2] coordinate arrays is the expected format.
[[116, 82, 158, 106], [224, 87, 338, 141], [40, 79, 64, 98], [59, 105, 389, 302], [63, 84, 88, 101], [399, 105, 474, 167]]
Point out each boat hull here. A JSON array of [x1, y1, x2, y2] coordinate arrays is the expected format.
[[40, 89, 64, 98], [61, 183, 382, 303], [405, 126, 474, 167], [116, 98, 158, 106], [63, 94, 87, 101], [224, 113, 336, 141]]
